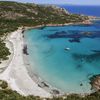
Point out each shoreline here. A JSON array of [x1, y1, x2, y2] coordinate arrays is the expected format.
[[23, 20, 92, 31], [22, 37, 64, 96], [23, 50, 63, 96]]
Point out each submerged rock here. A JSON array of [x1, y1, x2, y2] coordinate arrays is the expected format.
[[80, 83, 83, 86], [52, 89, 60, 95], [47, 30, 100, 43], [72, 52, 100, 63], [69, 38, 80, 43], [23, 45, 29, 55], [91, 50, 100, 53]]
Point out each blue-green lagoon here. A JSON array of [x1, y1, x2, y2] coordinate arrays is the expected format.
[[24, 21, 100, 94]]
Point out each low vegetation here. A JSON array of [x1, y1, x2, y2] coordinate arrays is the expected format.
[[0, 80, 8, 89], [0, 41, 11, 63]]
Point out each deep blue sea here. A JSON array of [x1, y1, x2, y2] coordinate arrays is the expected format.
[[24, 6, 100, 94], [59, 5, 100, 17]]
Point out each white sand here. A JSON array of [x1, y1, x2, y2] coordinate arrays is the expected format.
[[0, 28, 51, 98]]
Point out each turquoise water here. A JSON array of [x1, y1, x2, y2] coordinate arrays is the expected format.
[[24, 21, 100, 94]]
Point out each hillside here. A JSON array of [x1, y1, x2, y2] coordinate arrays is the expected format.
[[0, 1, 89, 37], [0, 1, 89, 67]]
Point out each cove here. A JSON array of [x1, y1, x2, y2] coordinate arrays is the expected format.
[[24, 21, 100, 94]]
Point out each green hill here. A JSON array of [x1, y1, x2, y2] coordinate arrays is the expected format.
[[0, 1, 88, 38], [0, 1, 89, 62]]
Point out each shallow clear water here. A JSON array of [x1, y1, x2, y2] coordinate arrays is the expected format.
[[24, 21, 100, 94]]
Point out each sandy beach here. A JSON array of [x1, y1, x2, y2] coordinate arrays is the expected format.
[[0, 28, 51, 98]]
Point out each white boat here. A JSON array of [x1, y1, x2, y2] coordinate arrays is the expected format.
[[65, 47, 70, 51]]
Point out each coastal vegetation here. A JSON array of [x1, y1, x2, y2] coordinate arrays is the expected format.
[[0, 80, 8, 89], [0, 1, 89, 62], [0, 41, 11, 63], [0, 80, 100, 100]]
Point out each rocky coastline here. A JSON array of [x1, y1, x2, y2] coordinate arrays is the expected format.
[[90, 74, 100, 91], [23, 19, 92, 31]]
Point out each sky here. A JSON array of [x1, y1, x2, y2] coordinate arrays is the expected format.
[[1, 0, 100, 5]]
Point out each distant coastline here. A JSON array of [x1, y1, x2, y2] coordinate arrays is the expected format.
[[59, 5, 100, 17], [23, 18, 93, 31]]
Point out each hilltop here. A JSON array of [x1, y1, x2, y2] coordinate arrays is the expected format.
[[0, 1, 89, 37]]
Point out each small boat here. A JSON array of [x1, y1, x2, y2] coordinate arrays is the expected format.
[[65, 47, 70, 51]]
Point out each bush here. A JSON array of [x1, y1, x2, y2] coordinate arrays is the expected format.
[[0, 80, 8, 89]]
